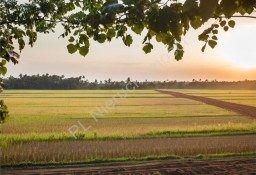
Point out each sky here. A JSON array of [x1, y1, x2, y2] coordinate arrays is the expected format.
[[6, 16, 256, 81]]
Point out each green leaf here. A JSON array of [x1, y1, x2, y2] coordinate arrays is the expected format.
[[1, 60, 7, 66], [67, 44, 78, 54], [212, 35, 218, 40], [220, 20, 226, 27], [123, 35, 133, 46], [238, 6, 247, 15], [117, 25, 127, 38], [190, 16, 202, 29], [143, 43, 153, 54], [79, 34, 89, 45], [212, 29, 218, 34], [79, 46, 89, 57], [168, 45, 174, 52], [162, 34, 175, 46], [228, 20, 235, 28], [177, 43, 183, 50], [69, 36, 75, 42], [74, 30, 80, 36], [18, 39, 25, 51], [107, 29, 116, 39], [131, 23, 144, 35], [223, 26, 229, 31], [97, 34, 107, 43], [0, 49, 7, 58], [198, 33, 209, 41], [0, 66, 7, 75], [175, 46, 184, 61], [214, 24, 219, 28], [199, 0, 219, 22], [156, 33, 163, 42], [208, 40, 217, 48]]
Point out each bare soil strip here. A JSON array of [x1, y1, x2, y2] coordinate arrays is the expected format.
[[156, 90, 256, 118], [2, 158, 256, 175]]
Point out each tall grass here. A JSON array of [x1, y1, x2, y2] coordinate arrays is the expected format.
[[1, 122, 256, 147], [1, 135, 256, 165]]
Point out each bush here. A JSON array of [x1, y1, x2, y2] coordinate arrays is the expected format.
[[0, 100, 9, 123]]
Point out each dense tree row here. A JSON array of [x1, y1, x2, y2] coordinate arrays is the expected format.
[[3, 74, 256, 90]]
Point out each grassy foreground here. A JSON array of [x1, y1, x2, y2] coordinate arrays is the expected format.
[[1, 135, 256, 166]]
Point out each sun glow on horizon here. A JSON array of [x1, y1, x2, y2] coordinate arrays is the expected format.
[[218, 24, 256, 70]]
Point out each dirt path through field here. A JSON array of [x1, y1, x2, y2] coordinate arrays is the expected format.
[[2, 158, 256, 175], [156, 90, 256, 118]]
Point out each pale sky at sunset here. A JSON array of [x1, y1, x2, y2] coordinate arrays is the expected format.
[[6, 16, 256, 81]]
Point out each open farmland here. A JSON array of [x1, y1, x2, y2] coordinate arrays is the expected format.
[[1, 90, 256, 169]]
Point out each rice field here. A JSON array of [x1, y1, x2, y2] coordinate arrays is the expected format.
[[2, 135, 256, 165], [1, 90, 256, 166]]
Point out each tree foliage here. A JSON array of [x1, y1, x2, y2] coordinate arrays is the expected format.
[[3, 74, 256, 90], [0, 0, 255, 64], [0, 0, 255, 122]]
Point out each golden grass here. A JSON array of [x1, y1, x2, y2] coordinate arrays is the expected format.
[[1, 135, 256, 164], [2, 116, 255, 134]]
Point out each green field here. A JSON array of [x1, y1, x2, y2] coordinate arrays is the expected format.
[[1, 90, 256, 166]]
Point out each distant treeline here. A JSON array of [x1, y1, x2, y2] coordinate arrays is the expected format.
[[3, 74, 256, 90]]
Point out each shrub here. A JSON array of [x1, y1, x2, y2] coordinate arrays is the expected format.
[[0, 100, 9, 123]]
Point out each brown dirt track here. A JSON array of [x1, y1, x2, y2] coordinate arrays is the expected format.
[[156, 90, 256, 118], [2, 158, 256, 175]]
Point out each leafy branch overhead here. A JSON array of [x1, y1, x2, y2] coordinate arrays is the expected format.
[[0, 0, 256, 73]]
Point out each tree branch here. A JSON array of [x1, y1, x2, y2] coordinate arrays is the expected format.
[[0, 18, 79, 26], [219, 15, 256, 19]]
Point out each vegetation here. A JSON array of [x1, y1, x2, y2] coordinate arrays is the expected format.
[[0, 0, 256, 121], [1, 135, 256, 165], [1, 0, 256, 63], [1, 125, 256, 147], [1, 90, 256, 166], [3, 74, 256, 90], [1, 0, 256, 169], [2, 90, 255, 133], [0, 99, 8, 123]]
